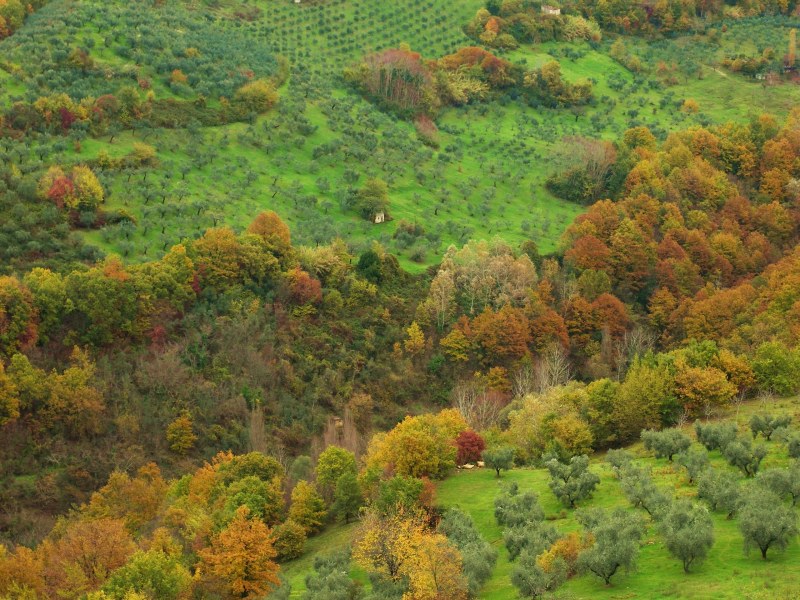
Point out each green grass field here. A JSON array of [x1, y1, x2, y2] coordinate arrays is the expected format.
[[280, 396, 800, 599]]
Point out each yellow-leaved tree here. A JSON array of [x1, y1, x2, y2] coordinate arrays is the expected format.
[[199, 506, 281, 599], [363, 409, 467, 479], [0, 361, 19, 426], [288, 480, 326, 534], [353, 509, 468, 600]]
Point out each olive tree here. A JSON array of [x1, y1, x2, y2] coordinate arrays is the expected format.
[[697, 468, 741, 518], [545, 454, 600, 508], [494, 482, 544, 527], [756, 462, 800, 506], [576, 508, 647, 585], [723, 437, 767, 477], [694, 421, 737, 452], [739, 488, 798, 560], [659, 500, 714, 573], [618, 464, 670, 518], [641, 428, 692, 462], [511, 552, 567, 598], [439, 508, 497, 595], [605, 449, 633, 474], [301, 550, 361, 600], [675, 447, 710, 484], [750, 413, 792, 441], [503, 521, 560, 561], [483, 446, 515, 478]]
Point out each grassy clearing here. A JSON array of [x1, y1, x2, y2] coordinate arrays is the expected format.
[[437, 396, 800, 599]]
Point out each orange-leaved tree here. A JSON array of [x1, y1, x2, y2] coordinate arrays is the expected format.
[[199, 505, 280, 599]]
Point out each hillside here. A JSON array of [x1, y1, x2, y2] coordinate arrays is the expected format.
[[269, 397, 800, 599], [1, 1, 798, 271], [1, 0, 800, 599]]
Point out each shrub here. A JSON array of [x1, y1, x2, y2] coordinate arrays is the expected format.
[[233, 79, 279, 115]]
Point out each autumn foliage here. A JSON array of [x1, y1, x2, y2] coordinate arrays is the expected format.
[[199, 506, 280, 599], [456, 429, 487, 465]]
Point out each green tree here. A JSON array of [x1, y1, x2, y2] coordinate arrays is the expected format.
[[511, 552, 567, 599], [316, 446, 358, 500], [641, 428, 692, 462], [675, 447, 710, 484], [223, 476, 285, 527], [289, 456, 313, 482], [723, 437, 767, 477], [697, 469, 741, 518], [271, 519, 307, 561], [659, 500, 714, 573], [376, 475, 424, 516], [102, 550, 191, 600], [751, 342, 800, 396], [756, 462, 800, 506], [289, 481, 326, 533], [332, 472, 364, 523], [545, 455, 600, 508], [739, 488, 798, 559], [483, 446, 515, 477], [356, 178, 389, 220], [750, 413, 792, 441], [576, 508, 646, 585], [218, 452, 285, 485], [613, 358, 677, 444]]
